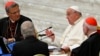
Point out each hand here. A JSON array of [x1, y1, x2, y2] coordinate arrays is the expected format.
[[61, 46, 70, 53], [7, 38, 15, 43], [45, 29, 55, 41]]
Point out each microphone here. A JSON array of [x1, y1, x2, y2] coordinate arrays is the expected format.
[[38, 34, 46, 37], [38, 26, 52, 33], [47, 26, 52, 29], [38, 34, 54, 37]]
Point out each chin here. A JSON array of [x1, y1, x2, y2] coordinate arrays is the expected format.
[[16, 17, 20, 21]]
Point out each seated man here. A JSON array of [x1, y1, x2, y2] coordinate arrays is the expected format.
[[0, 1, 32, 43], [71, 16, 100, 56], [12, 21, 49, 56], [45, 6, 86, 55]]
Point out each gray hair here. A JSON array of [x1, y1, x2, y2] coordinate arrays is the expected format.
[[84, 21, 97, 31], [5, 2, 19, 13], [21, 21, 36, 39]]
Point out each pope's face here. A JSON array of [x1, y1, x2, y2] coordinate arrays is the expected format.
[[66, 8, 77, 25]]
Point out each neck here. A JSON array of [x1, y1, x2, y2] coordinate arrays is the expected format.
[[9, 19, 15, 23], [87, 31, 96, 37]]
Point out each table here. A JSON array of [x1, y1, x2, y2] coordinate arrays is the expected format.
[[50, 50, 68, 56]]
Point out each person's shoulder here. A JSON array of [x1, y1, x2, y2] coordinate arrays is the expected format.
[[86, 32, 100, 43], [20, 15, 32, 21], [20, 15, 31, 19], [14, 41, 25, 47], [0, 17, 9, 22], [0, 17, 8, 20], [39, 40, 48, 45]]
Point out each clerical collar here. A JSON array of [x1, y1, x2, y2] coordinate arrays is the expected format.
[[88, 31, 97, 37], [9, 18, 15, 23]]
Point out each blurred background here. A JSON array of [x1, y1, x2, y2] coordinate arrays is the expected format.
[[0, 0, 100, 37]]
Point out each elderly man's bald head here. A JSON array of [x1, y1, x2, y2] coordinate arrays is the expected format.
[[21, 21, 36, 38], [21, 21, 33, 30]]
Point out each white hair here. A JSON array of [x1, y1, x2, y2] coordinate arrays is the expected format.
[[84, 21, 97, 31], [21, 21, 36, 39]]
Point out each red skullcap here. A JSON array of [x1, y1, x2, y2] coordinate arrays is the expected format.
[[5, 1, 15, 8], [85, 16, 97, 26]]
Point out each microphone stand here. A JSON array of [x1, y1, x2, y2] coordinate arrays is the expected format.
[[37, 26, 52, 33]]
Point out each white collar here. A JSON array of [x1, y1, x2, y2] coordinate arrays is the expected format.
[[88, 31, 97, 37], [74, 17, 82, 25], [9, 18, 15, 23]]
